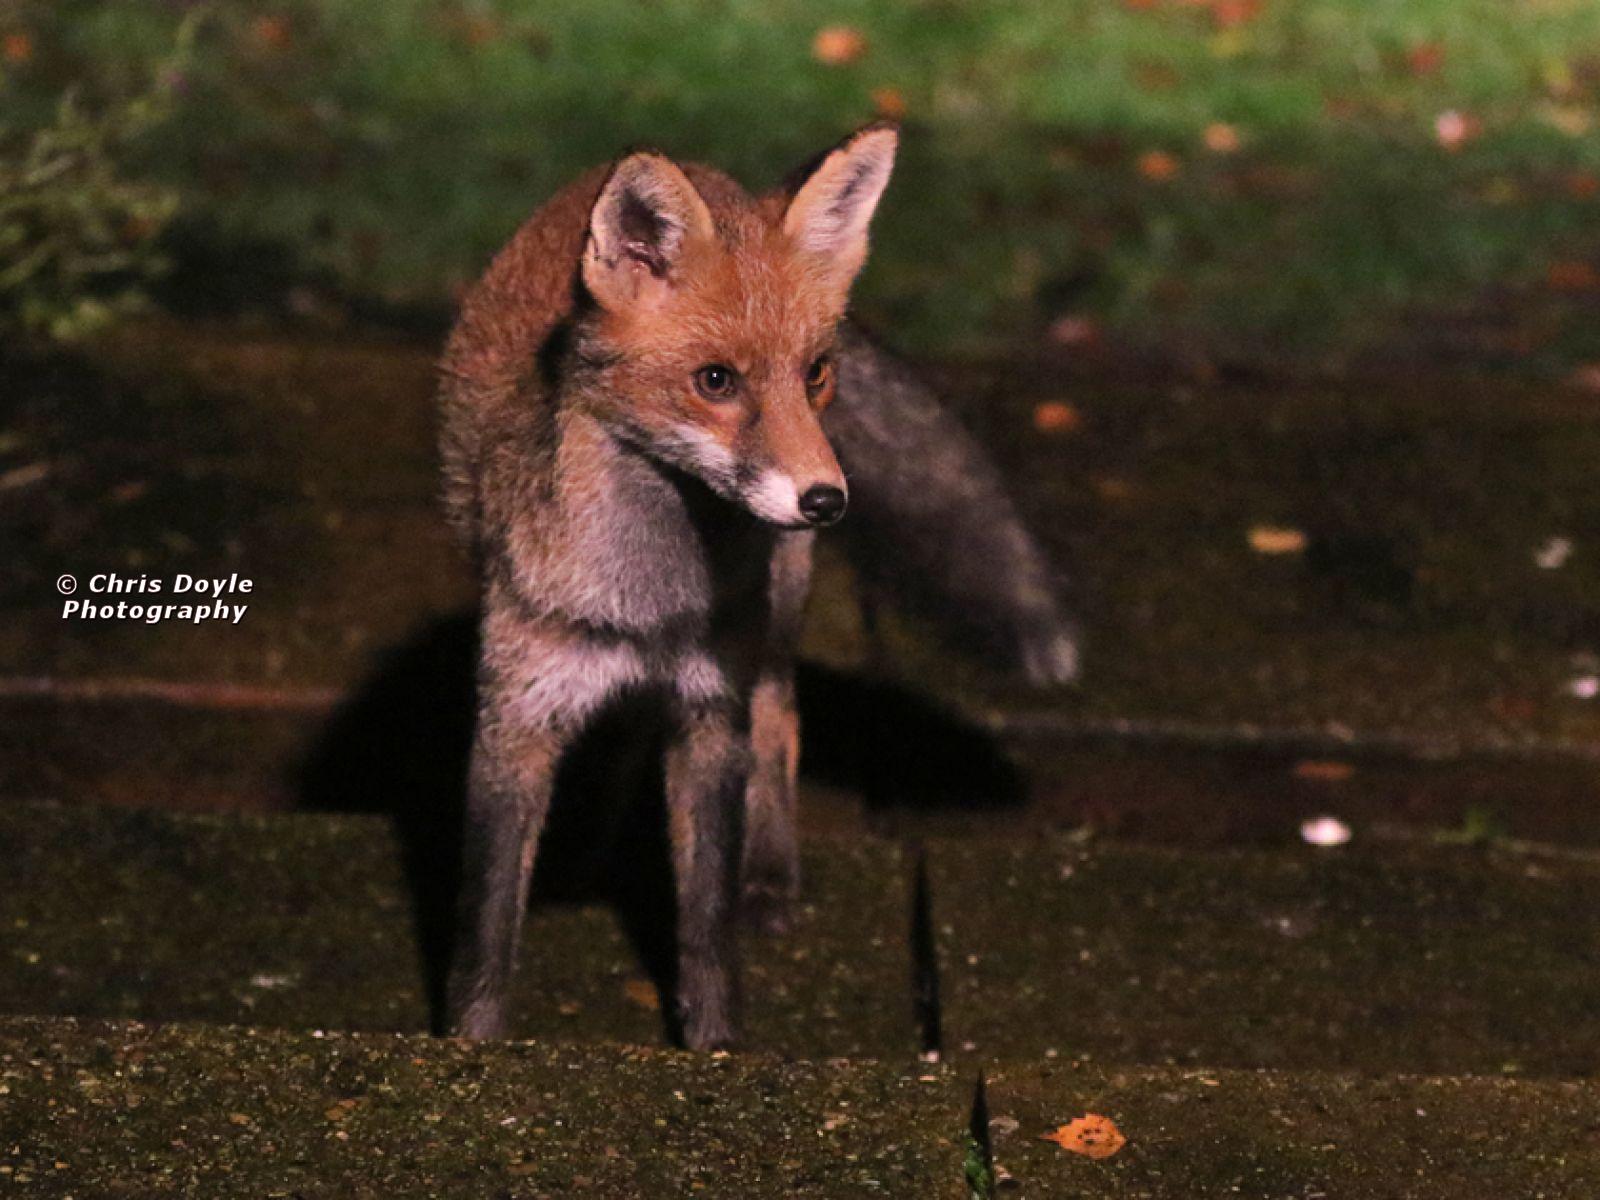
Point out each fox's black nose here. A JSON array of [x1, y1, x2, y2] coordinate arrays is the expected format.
[[799, 484, 847, 526]]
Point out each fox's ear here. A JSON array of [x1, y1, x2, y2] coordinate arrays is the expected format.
[[782, 123, 898, 295], [583, 152, 715, 311]]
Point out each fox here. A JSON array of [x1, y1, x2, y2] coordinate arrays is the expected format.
[[438, 123, 1077, 1049]]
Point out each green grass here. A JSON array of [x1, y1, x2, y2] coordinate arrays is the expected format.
[[7, 0, 1600, 368]]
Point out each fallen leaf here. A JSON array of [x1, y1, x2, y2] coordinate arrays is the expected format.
[[1534, 536, 1573, 569], [3, 32, 33, 63], [1033, 401, 1082, 435], [1547, 261, 1600, 292], [252, 15, 293, 50], [1041, 1114, 1126, 1159], [1541, 104, 1594, 138], [1434, 110, 1478, 151], [623, 978, 660, 1012], [1092, 475, 1136, 502], [1543, 57, 1576, 97], [1405, 42, 1445, 76], [1202, 121, 1241, 153], [1293, 760, 1355, 783], [812, 25, 867, 66], [1208, 28, 1250, 58], [1210, 0, 1261, 30], [1300, 816, 1352, 847], [1048, 314, 1101, 347], [0, 462, 50, 491], [1247, 525, 1307, 555], [871, 86, 907, 120], [1489, 692, 1538, 723], [1569, 364, 1600, 394], [1137, 149, 1181, 181], [324, 1099, 360, 1123], [1565, 171, 1599, 199]]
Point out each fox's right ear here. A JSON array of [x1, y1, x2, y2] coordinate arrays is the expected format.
[[582, 153, 715, 312]]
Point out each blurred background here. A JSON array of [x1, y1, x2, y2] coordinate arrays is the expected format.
[[7, 0, 1600, 849]]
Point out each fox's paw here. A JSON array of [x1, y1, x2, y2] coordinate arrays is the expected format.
[[676, 984, 738, 1052]]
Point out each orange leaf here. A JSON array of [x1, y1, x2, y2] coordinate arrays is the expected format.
[[1092, 475, 1136, 502], [1041, 1114, 1126, 1159], [1248, 525, 1307, 555], [812, 26, 867, 67], [1547, 261, 1600, 292], [252, 15, 293, 50], [1406, 42, 1445, 76], [871, 86, 907, 121], [1202, 122, 1241, 153], [3, 32, 33, 64], [1211, 0, 1261, 30], [1293, 760, 1355, 783], [1565, 171, 1599, 199], [623, 978, 660, 1012], [1137, 149, 1181, 182], [1033, 401, 1082, 435]]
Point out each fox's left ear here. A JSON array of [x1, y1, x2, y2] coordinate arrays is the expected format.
[[782, 123, 898, 297]]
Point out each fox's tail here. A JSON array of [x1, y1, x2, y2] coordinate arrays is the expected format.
[[827, 325, 1080, 687]]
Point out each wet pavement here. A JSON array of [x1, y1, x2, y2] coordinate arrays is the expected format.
[[5, 799, 1598, 1077], [5, 318, 1600, 843], [6, 801, 1600, 1198], [7, 319, 1600, 1196]]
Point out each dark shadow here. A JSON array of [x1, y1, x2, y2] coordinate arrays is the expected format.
[[297, 610, 1024, 1037], [297, 613, 477, 1030], [794, 661, 1027, 811]]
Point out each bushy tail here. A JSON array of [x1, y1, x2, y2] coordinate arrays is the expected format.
[[826, 325, 1080, 686]]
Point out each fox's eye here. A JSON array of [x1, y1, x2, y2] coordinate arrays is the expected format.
[[805, 356, 833, 397], [694, 364, 739, 401]]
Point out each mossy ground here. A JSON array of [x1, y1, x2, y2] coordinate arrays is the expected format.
[[8, 321, 1600, 1193], [4, 800, 1599, 1079], [0, 1017, 966, 1198]]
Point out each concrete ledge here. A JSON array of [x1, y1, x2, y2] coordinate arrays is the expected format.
[[6, 1017, 1600, 1198], [5, 800, 1600, 1077], [0, 1016, 964, 1198], [981, 1059, 1600, 1199]]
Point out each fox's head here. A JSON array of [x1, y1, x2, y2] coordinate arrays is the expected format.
[[572, 125, 898, 528]]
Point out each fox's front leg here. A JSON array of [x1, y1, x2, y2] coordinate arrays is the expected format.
[[665, 700, 750, 1050], [446, 613, 628, 1040], [445, 715, 568, 1039]]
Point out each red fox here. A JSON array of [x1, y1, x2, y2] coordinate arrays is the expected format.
[[438, 124, 1077, 1049]]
